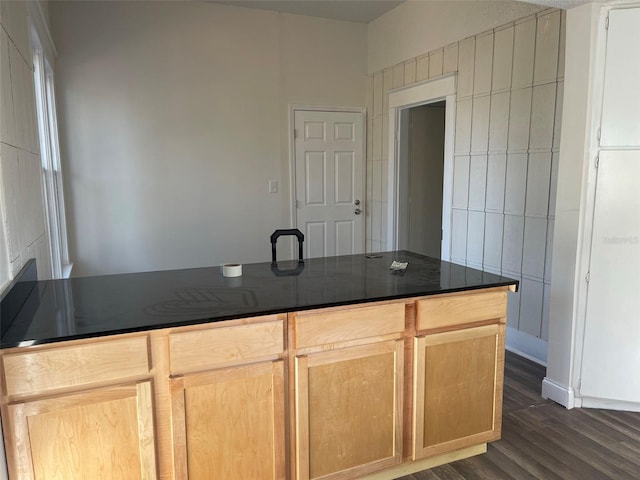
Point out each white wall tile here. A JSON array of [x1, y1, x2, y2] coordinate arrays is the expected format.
[[0, 144, 20, 260], [466, 211, 485, 266], [373, 72, 384, 117], [458, 37, 475, 98], [533, 10, 560, 85], [508, 87, 532, 151], [541, 283, 551, 341], [443, 43, 458, 74], [474, 32, 494, 95], [545, 218, 554, 283], [393, 62, 404, 89], [522, 216, 547, 279], [502, 214, 524, 273], [468, 155, 487, 211], [512, 17, 536, 89], [548, 151, 559, 217], [452, 155, 470, 209], [382, 115, 389, 160], [0, 30, 16, 145], [416, 54, 429, 82], [451, 209, 468, 260], [383, 68, 392, 114], [519, 278, 544, 337], [492, 26, 514, 93], [489, 92, 510, 152], [486, 154, 506, 212], [455, 98, 472, 154], [504, 153, 527, 215], [529, 83, 556, 149], [429, 48, 443, 78], [404, 59, 416, 86], [372, 116, 383, 161], [553, 81, 564, 149], [525, 152, 551, 217], [9, 45, 26, 150], [365, 75, 374, 117], [471, 95, 490, 153], [507, 282, 521, 329], [483, 212, 503, 270]]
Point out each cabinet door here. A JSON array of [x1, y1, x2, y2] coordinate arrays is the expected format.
[[171, 360, 285, 480], [5, 381, 157, 480], [295, 340, 403, 480], [413, 324, 504, 459]]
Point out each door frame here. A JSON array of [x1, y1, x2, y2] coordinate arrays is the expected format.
[[386, 74, 456, 259], [289, 105, 367, 248]]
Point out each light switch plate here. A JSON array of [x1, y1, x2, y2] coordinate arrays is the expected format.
[[269, 180, 278, 193]]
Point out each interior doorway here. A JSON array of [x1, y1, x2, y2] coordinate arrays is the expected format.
[[397, 101, 446, 258]]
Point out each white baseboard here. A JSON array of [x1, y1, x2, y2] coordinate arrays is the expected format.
[[542, 377, 578, 409], [505, 327, 547, 366], [580, 396, 640, 412]]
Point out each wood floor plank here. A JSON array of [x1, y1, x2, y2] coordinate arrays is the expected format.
[[395, 352, 640, 480]]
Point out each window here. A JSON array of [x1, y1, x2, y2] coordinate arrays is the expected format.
[[31, 16, 70, 278]]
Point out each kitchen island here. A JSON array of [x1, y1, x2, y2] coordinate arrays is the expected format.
[[0, 251, 517, 480]]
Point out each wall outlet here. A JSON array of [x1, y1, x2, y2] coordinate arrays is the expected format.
[[269, 180, 278, 193]]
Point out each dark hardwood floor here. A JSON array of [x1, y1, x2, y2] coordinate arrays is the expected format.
[[398, 351, 640, 480]]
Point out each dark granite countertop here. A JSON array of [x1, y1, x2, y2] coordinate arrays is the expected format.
[[0, 251, 517, 349]]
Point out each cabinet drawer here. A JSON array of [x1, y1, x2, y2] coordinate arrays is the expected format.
[[416, 290, 507, 331], [2, 336, 150, 397], [169, 318, 284, 374], [293, 302, 405, 349]]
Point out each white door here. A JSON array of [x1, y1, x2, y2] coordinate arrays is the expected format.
[[294, 110, 365, 258]]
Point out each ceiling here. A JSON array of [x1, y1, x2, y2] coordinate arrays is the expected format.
[[210, 0, 405, 23]]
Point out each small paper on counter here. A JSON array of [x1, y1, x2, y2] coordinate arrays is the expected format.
[[389, 261, 408, 271]]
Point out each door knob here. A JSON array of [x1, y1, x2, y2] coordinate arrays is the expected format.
[[354, 199, 361, 206], [355, 207, 362, 215]]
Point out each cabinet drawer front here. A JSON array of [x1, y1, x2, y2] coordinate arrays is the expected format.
[[2, 336, 150, 397], [416, 291, 507, 331], [293, 303, 405, 349], [169, 319, 284, 374]]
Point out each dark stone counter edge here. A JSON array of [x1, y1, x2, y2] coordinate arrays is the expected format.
[[1, 280, 517, 350]]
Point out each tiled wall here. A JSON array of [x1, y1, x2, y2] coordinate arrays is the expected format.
[[365, 9, 565, 341], [0, 1, 51, 290]]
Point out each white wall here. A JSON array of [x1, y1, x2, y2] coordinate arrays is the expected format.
[[50, 1, 366, 277], [367, 0, 546, 74], [0, 0, 51, 293]]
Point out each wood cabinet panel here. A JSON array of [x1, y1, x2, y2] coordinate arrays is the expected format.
[[169, 318, 283, 374], [295, 340, 403, 480], [5, 381, 157, 480], [416, 291, 506, 331], [293, 302, 405, 349], [171, 361, 285, 480], [413, 324, 505, 459], [2, 336, 149, 397]]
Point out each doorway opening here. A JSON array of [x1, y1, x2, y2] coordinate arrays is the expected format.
[[396, 101, 446, 258]]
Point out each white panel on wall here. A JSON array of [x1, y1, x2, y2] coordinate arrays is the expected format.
[[372, 160, 382, 202], [522, 216, 547, 279], [429, 48, 443, 78], [382, 115, 389, 160], [372, 116, 383, 161], [489, 92, 510, 152], [416, 54, 429, 81], [373, 72, 384, 117], [484, 212, 504, 269], [383, 68, 392, 114], [404, 59, 416, 85], [558, 10, 566, 78], [504, 153, 527, 215], [393, 62, 404, 88], [544, 218, 554, 283], [541, 283, 551, 341], [366, 75, 374, 118], [529, 83, 557, 149], [533, 10, 561, 85], [466, 211, 485, 267], [454, 98, 472, 154], [525, 152, 551, 217], [0, 144, 20, 259], [458, 36, 475, 98], [452, 155, 470, 209], [548, 151, 559, 217], [451, 209, 468, 262], [486, 154, 506, 212], [508, 87, 532, 151], [502, 214, 524, 273], [553, 81, 564, 149], [600, 8, 640, 147], [468, 155, 487, 211], [473, 32, 493, 95], [507, 282, 521, 329], [471, 95, 490, 153], [443, 43, 458, 74], [519, 278, 544, 337], [512, 16, 536, 89], [492, 25, 514, 93], [1, 30, 16, 145]]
